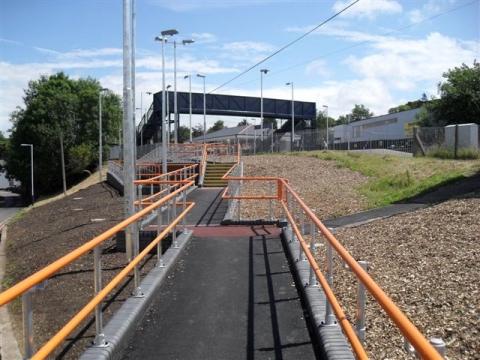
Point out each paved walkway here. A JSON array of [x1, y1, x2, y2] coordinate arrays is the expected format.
[[122, 226, 320, 360]]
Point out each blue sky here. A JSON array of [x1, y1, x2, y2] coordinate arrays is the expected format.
[[0, 0, 478, 133]]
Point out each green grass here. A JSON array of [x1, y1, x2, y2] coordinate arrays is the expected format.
[[427, 146, 480, 160], [293, 150, 480, 207]]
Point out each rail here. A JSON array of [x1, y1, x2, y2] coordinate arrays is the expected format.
[[222, 161, 444, 359], [0, 166, 197, 359]]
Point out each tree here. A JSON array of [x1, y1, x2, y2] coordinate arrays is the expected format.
[[192, 124, 204, 138], [237, 119, 250, 126], [315, 112, 335, 129], [6, 72, 122, 196], [207, 120, 224, 133], [351, 104, 373, 121], [263, 118, 277, 130], [177, 126, 191, 143], [388, 93, 429, 114], [420, 61, 480, 126]]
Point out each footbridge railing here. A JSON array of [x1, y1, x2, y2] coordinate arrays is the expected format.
[[222, 161, 444, 360], [0, 166, 197, 359]]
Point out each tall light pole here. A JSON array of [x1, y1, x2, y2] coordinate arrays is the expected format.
[[322, 104, 329, 150], [21, 144, 34, 204], [155, 29, 177, 174], [286, 82, 295, 152], [197, 74, 206, 144], [166, 84, 172, 143], [98, 88, 108, 182], [184, 74, 193, 142], [140, 91, 152, 146], [172, 39, 194, 144], [260, 69, 269, 145]]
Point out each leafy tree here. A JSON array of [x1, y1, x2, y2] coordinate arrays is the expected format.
[[263, 118, 277, 130], [177, 125, 191, 143], [420, 62, 480, 126], [237, 119, 250, 126], [388, 93, 429, 114], [192, 124, 204, 138], [6, 72, 122, 196], [315, 111, 335, 129], [351, 104, 373, 121], [207, 120, 225, 133]]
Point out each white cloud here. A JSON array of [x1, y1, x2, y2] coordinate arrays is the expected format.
[[333, 0, 402, 19], [191, 32, 218, 44], [149, 0, 294, 12], [345, 32, 477, 91], [305, 59, 330, 77], [221, 41, 275, 63], [408, 0, 455, 24]]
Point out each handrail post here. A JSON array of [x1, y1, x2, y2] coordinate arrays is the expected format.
[[308, 221, 317, 287], [356, 260, 368, 344], [156, 199, 164, 268], [132, 187, 143, 298], [269, 182, 274, 220], [182, 188, 187, 232], [172, 197, 178, 248], [22, 290, 34, 359], [93, 246, 107, 347], [325, 234, 335, 325], [298, 210, 306, 261]]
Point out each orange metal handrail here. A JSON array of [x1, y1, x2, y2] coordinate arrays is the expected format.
[[0, 181, 193, 307], [31, 202, 195, 360], [221, 161, 443, 360]]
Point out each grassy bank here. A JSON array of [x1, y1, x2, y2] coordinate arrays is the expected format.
[[294, 151, 480, 207]]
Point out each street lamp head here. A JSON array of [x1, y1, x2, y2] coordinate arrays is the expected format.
[[154, 36, 163, 42], [182, 39, 194, 45], [161, 29, 178, 37], [166, 85, 172, 89], [197, 74, 206, 78], [260, 69, 269, 74], [146, 91, 152, 95], [184, 74, 190, 79], [21, 143, 32, 147], [322, 105, 328, 108], [286, 82, 292, 86]]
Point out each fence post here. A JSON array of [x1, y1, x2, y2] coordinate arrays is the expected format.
[[156, 200, 164, 267], [325, 234, 335, 325], [454, 124, 458, 159], [93, 246, 107, 347], [356, 260, 368, 344], [22, 290, 34, 358], [308, 222, 317, 287], [298, 211, 306, 262]]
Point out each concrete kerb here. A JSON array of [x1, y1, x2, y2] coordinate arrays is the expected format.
[[0, 225, 23, 360], [281, 227, 355, 360], [79, 230, 193, 360]]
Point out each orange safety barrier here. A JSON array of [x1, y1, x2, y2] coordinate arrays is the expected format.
[[221, 160, 443, 360]]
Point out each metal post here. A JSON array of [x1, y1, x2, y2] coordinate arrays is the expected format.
[[173, 40, 178, 144], [291, 84, 295, 152], [166, 88, 170, 144], [429, 338, 446, 357], [93, 246, 107, 346], [187, 75, 192, 142], [156, 186, 164, 267], [356, 260, 368, 344], [269, 182, 273, 220], [298, 211, 306, 261], [161, 37, 167, 174], [325, 240, 335, 325], [202, 77, 206, 144], [308, 222, 317, 287], [132, 184, 143, 297], [99, 92, 103, 182], [22, 290, 33, 358], [123, 0, 135, 261], [323, 105, 329, 150], [182, 187, 187, 231], [59, 131, 67, 195]]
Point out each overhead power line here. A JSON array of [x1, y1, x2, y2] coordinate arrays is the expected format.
[[208, 0, 360, 94], [230, 0, 479, 89]]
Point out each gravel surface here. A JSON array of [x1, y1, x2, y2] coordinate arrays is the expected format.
[[323, 194, 480, 359], [240, 154, 368, 220], [3, 183, 156, 359]]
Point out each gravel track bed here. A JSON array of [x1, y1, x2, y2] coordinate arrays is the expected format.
[[240, 155, 368, 220]]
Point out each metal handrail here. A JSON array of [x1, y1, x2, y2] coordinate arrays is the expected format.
[[221, 163, 443, 360]]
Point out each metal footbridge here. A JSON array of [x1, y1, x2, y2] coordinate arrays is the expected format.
[[0, 143, 445, 359]]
